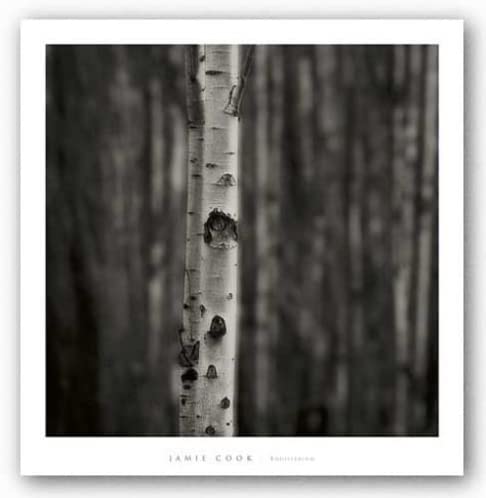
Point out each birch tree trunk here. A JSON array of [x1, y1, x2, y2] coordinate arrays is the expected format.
[[179, 45, 205, 436], [196, 45, 240, 436]]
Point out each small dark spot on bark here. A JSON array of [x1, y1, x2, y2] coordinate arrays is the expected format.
[[199, 54, 205, 62], [181, 398, 186, 406], [216, 173, 237, 186], [208, 315, 226, 339], [207, 364, 218, 379], [181, 368, 198, 383], [196, 415, 201, 418], [190, 295, 197, 301], [206, 69, 223, 75], [206, 162, 218, 169], [205, 425, 216, 436], [226, 293, 233, 300], [226, 422, 230, 426], [183, 303, 190, 310], [220, 397, 230, 409], [200, 304, 206, 316]]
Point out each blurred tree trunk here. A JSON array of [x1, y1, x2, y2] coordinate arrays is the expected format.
[[46, 47, 102, 434], [103, 46, 147, 433], [360, 46, 397, 434], [392, 45, 414, 435], [238, 47, 258, 436], [144, 76, 164, 379], [269, 46, 284, 433], [304, 46, 333, 430], [347, 47, 366, 434], [142, 52, 171, 433], [179, 45, 205, 436], [278, 45, 301, 435], [326, 47, 350, 434], [195, 45, 240, 436], [412, 45, 438, 432], [296, 47, 317, 411], [254, 45, 281, 434], [254, 45, 270, 434]]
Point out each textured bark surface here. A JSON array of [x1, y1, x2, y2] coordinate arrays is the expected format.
[[179, 46, 205, 436], [196, 45, 240, 436]]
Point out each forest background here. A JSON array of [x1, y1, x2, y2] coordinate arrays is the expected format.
[[46, 44, 438, 437]]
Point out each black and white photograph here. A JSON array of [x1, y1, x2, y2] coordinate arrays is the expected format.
[[46, 43, 439, 438], [19, 19, 464, 477]]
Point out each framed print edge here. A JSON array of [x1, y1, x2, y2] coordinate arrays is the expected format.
[[20, 18, 463, 476]]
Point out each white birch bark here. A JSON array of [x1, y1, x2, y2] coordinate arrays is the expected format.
[[179, 46, 205, 436], [196, 45, 240, 436]]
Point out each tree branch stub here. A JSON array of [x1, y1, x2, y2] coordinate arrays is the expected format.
[[207, 315, 227, 339], [203, 209, 238, 249]]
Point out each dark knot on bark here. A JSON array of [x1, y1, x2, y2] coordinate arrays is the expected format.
[[181, 368, 198, 389], [216, 173, 237, 186], [208, 315, 226, 339], [205, 425, 216, 436], [220, 397, 231, 409], [203, 209, 238, 249], [206, 364, 218, 379]]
